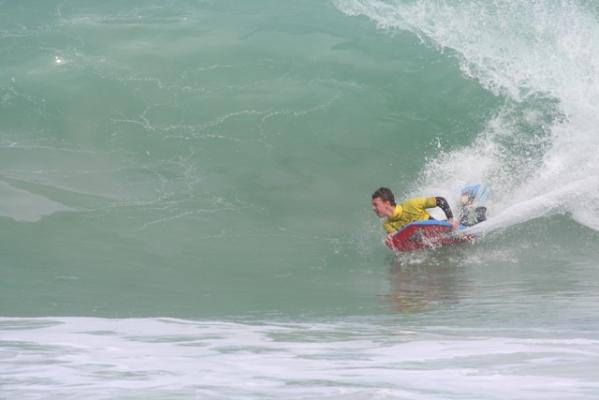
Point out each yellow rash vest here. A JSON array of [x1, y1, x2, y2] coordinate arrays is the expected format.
[[383, 197, 437, 233]]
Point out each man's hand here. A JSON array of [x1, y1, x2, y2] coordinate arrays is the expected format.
[[385, 233, 395, 248]]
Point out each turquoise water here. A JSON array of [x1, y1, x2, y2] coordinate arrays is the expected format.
[[1, 0, 599, 398]]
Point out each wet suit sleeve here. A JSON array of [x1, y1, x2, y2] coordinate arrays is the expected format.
[[434, 197, 454, 220]]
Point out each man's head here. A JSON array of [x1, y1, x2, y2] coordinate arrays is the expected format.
[[371, 187, 396, 217]]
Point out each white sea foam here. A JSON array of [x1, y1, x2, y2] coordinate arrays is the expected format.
[[1, 317, 598, 399], [334, 0, 599, 234]]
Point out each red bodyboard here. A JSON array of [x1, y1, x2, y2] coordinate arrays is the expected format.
[[389, 220, 475, 252]]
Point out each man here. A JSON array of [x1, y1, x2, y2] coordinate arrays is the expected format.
[[371, 187, 458, 246]]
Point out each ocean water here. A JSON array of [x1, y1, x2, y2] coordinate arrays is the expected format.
[[1, 0, 599, 399]]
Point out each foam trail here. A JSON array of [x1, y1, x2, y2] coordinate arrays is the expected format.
[[335, 0, 599, 232], [464, 177, 599, 236]]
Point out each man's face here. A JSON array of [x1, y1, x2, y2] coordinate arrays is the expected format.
[[372, 197, 391, 217]]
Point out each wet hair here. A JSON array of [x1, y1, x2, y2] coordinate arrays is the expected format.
[[372, 187, 396, 206]]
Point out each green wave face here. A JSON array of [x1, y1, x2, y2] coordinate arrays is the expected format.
[[0, 0, 597, 321]]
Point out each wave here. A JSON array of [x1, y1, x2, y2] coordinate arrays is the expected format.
[[334, 0, 599, 233]]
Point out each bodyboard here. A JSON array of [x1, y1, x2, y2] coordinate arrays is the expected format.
[[389, 220, 475, 252]]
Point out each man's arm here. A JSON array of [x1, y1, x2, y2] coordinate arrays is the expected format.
[[383, 221, 397, 248], [383, 220, 396, 234], [434, 196, 455, 221]]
